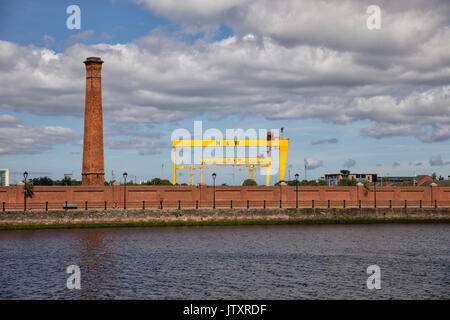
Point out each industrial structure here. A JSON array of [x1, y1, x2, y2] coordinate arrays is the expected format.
[[379, 175, 432, 186], [0, 169, 9, 186], [172, 132, 289, 186], [81, 57, 105, 185]]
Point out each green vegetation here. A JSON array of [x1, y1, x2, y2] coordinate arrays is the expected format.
[[275, 179, 327, 186], [1, 216, 448, 231], [242, 179, 257, 186], [31, 176, 81, 186], [24, 182, 34, 198], [31, 176, 53, 186], [338, 178, 357, 186], [31, 176, 177, 186], [142, 178, 173, 186]]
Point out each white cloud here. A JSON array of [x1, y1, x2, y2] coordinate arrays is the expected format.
[[105, 139, 166, 155], [305, 157, 323, 170], [311, 138, 338, 145], [137, 0, 245, 22], [0, 114, 80, 155], [138, 0, 450, 56], [343, 159, 356, 168], [0, 0, 449, 142], [429, 155, 450, 166], [65, 30, 95, 46], [0, 114, 22, 126]]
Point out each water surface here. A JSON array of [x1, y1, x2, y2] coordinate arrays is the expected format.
[[0, 224, 448, 299]]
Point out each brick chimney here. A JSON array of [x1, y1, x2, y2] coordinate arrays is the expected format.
[[82, 57, 105, 185]]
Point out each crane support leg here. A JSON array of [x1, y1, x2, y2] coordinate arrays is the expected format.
[[173, 148, 177, 185], [279, 141, 289, 182]]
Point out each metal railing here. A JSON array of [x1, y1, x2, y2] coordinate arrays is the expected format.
[[1, 199, 449, 211]]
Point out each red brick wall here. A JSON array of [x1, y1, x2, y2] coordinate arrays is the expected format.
[[0, 185, 449, 206]]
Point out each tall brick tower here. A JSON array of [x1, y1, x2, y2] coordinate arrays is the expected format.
[[82, 57, 105, 185]]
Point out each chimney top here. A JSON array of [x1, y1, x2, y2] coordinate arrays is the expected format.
[[84, 57, 104, 64]]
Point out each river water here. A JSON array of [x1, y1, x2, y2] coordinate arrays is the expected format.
[[0, 224, 448, 299]]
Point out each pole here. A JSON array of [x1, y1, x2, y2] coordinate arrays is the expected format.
[[124, 177, 127, 209], [213, 177, 216, 209], [24, 178, 26, 212], [305, 163, 307, 180], [374, 182, 377, 208], [23, 171, 28, 212]]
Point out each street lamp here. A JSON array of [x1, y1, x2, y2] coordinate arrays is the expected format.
[[212, 173, 216, 209], [23, 171, 28, 212], [373, 176, 377, 208], [295, 173, 299, 208], [123, 172, 128, 209]]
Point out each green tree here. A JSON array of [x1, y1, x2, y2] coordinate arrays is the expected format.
[[142, 178, 173, 186], [53, 177, 81, 186], [276, 179, 327, 186], [431, 172, 437, 180], [24, 182, 34, 198], [242, 179, 257, 186], [338, 179, 357, 186], [31, 176, 53, 186]]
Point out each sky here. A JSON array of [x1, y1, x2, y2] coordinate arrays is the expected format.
[[0, 0, 449, 185]]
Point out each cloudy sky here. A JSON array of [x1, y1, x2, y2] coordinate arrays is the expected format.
[[0, 0, 449, 184]]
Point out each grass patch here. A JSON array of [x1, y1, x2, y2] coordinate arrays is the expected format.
[[0, 216, 449, 231]]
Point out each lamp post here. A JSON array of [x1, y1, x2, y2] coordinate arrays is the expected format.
[[295, 173, 299, 208], [212, 173, 216, 209], [123, 172, 128, 209], [23, 171, 28, 212], [374, 176, 377, 208]]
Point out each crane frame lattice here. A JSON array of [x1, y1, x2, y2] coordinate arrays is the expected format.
[[172, 139, 289, 186]]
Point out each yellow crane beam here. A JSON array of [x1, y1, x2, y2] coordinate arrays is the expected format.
[[201, 157, 271, 165]]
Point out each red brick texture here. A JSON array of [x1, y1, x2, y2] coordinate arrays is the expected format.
[[82, 57, 105, 185], [0, 186, 449, 208]]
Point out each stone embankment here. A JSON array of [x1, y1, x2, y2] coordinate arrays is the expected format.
[[0, 207, 449, 230]]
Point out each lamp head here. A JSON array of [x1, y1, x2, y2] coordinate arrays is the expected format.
[[295, 173, 299, 180], [23, 171, 28, 180], [212, 173, 216, 179], [123, 172, 128, 180]]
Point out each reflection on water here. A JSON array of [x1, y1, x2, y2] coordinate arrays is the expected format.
[[0, 224, 449, 299]]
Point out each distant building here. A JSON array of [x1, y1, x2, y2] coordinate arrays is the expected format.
[[0, 169, 10, 186], [379, 175, 432, 186], [325, 170, 377, 186], [420, 179, 450, 187], [64, 173, 74, 180]]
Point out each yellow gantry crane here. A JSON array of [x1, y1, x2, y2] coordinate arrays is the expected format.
[[172, 136, 289, 186]]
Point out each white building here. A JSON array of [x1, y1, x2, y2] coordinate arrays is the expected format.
[[0, 169, 10, 186]]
